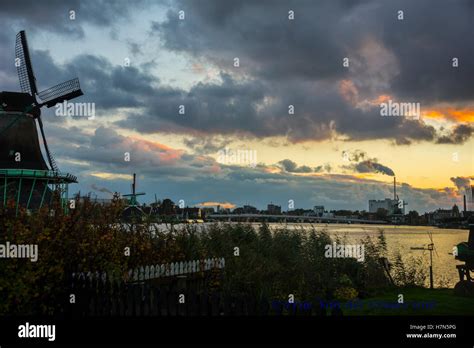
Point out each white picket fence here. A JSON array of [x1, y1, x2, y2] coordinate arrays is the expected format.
[[128, 257, 225, 281], [72, 257, 225, 282]]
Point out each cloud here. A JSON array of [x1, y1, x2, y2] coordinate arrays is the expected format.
[[450, 176, 473, 194], [48, 125, 218, 180], [2, 2, 468, 146], [436, 124, 474, 144], [0, 0, 151, 38], [0, 0, 471, 215], [277, 159, 313, 173], [276, 159, 333, 174], [144, 0, 474, 144], [196, 201, 236, 209], [342, 149, 367, 162], [41, 121, 460, 213], [314, 163, 332, 173], [184, 136, 231, 155]]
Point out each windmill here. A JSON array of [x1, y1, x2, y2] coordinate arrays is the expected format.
[[0, 31, 83, 214], [122, 173, 146, 222], [410, 229, 439, 289]]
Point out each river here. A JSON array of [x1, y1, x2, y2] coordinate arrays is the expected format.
[[266, 223, 468, 288], [149, 222, 468, 288]]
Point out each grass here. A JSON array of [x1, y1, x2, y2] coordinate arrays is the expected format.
[[341, 287, 474, 316]]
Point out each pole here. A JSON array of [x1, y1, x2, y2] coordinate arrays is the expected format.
[[411, 244, 435, 289], [40, 179, 49, 209], [3, 176, 7, 207], [16, 176, 22, 216], [394, 176, 396, 200], [429, 245, 433, 289], [26, 177, 37, 210]]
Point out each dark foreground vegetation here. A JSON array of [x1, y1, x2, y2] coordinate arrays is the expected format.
[[0, 196, 453, 316]]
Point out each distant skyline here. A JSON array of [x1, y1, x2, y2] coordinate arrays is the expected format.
[[0, 0, 472, 214]]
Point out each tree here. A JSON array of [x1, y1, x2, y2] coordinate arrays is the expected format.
[[160, 198, 176, 215], [407, 210, 419, 224]]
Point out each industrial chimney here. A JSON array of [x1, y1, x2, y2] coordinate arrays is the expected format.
[[464, 194, 467, 215], [394, 177, 396, 200]]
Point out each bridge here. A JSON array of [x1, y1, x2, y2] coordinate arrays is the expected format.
[[207, 213, 387, 224]]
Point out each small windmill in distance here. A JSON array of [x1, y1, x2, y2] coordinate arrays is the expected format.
[[410, 229, 439, 289], [121, 173, 145, 222]]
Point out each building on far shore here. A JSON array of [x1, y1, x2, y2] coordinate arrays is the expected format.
[[369, 198, 406, 215], [313, 205, 325, 217], [427, 204, 461, 225], [177, 207, 202, 220], [267, 203, 281, 215]]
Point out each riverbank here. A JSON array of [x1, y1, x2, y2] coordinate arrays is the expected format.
[[343, 287, 474, 315]]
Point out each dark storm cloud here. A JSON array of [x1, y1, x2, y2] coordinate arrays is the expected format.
[[114, 69, 439, 144], [0, 0, 150, 38], [155, 0, 474, 104], [115, 72, 270, 137], [376, 1, 474, 103], [154, 0, 372, 81], [2, 0, 472, 145], [143, 0, 474, 143], [27, 51, 156, 110], [436, 124, 474, 144]]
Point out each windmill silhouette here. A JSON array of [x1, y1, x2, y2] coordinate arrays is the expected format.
[[122, 173, 146, 222], [410, 229, 439, 289], [0, 31, 83, 214]]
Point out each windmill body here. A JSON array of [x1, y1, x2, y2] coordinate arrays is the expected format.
[[0, 92, 48, 170], [0, 31, 82, 213], [122, 173, 146, 222]]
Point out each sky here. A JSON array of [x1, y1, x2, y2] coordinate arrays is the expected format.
[[0, 0, 473, 213]]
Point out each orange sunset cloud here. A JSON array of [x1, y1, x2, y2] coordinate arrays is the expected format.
[[423, 107, 474, 123]]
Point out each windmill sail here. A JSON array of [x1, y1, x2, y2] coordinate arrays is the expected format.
[[15, 31, 38, 96], [37, 116, 59, 172], [38, 78, 83, 107]]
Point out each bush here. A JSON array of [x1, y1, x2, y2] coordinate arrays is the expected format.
[[0, 200, 418, 315]]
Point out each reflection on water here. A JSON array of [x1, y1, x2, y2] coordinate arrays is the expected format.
[[267, 223, 468, 288]]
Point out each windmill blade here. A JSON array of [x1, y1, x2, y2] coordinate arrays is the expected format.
[[38, 78, 83, 107], [433, 244, 440, 258], [427, 229, 434, 244], [37, 116, 59, 172], [426, 230, 439, 258], [15, 31, 38, 96]]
